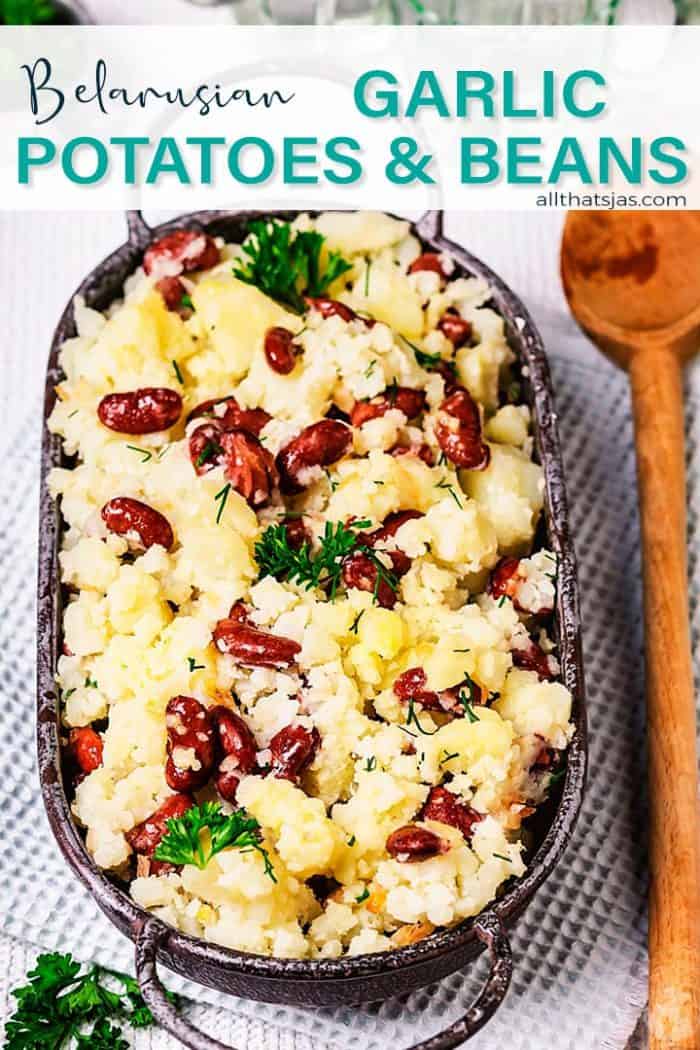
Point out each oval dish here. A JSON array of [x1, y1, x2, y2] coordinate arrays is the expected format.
[[37, 209, 586, 1049]]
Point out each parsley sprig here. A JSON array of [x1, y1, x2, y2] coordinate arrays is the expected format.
[[459, 671, 482, 722], [154, 801, 276, 881], [232, 220, 352, 313], [254, 518, 398, 603], [402, 336, 456, 375], [4, 952, 167, 1050]]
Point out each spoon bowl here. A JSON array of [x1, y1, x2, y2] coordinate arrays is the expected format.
[[561, 210, 700, 366]]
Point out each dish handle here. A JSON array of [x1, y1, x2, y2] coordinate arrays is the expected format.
[[134, 911, 511, 1050], [406, 913, 512, 1049], [126, 210, 152, 251], [414, 210, 444, 242]]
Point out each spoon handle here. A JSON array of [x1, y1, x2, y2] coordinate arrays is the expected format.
[[628, 347, 700, 1050]]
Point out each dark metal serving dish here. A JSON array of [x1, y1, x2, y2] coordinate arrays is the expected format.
[[37, 209, 587, 1050]]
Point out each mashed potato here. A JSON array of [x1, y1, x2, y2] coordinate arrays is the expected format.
[[49, 211, 573, 959]]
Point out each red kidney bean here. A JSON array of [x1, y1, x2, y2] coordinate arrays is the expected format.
[[375, 509, 423, 540], [350, 387, 427, 428], [209, 706, 257, 802], [165, 696, 216, 792], [188, 396, 270, 437], [363, 510, 423, 578], [226, 600, 249, 625], [143, 229, 220, 277], [421, 786, 483, 841], [342, 550, 397, 609], [276, 419, 352, 493], [139, 856, 179, 877], [264, 326, 300, 375], [512, 637, 557, 681], [126, 793, 194, 856], [435, 387, 490, 470], [438, 309, 473, 349], [213, 619, 301, 668], [156, 276, 188, 312], [98, 388, 182, 435], [269, 724, 320, 783], [101, 497, 174, 551], [220, 430, 277, 508], [408, 253, 446, 278], [304, 297, 358, 323], [68, 727, 103, 775], [189, 422, 226, 476], [391, 443, 435, 467], [386, 825, 446, 862], [490, 557, 554, 618], [437, 362, 460, 396], [531, 739, 560, 775], [393, 667, 442, 710], [394, 667, 481, 717], [227, 600, 250, 625], [489, 558, 522, 603], [280, 516, 311, 551]]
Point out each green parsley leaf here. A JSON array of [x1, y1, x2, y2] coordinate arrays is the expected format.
[[402, 336, 455, 375], [462, 702, 480, 723], [126, 444, 152, 463], [363, 756, 377, 772], [187, 657, 205, 672], [196, 440, 222, 468], [232, 220, 352, 313], [493, 852, 511, 863], [347, 835, 356, 846], [154, 801, 276, 881], [4, 952, 164, 1050], [180, 293, 194, 311], [356, 887, 370, 904], [214, 482, 231, 524], [435, 477, 463, 509], [84, 676, 98, 689], [172, 360, 184, 385], [405, 697, 440, 736], [254, 519, 397, 605], [459, 673, 482, 723], [349, 610, 365, 635], [506, 380, 521, 403]]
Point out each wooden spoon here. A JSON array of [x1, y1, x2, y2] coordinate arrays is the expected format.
[[561, 211, 700, 1050]]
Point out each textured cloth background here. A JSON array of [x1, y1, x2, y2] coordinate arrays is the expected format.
[[1, 210, 698, 1048]]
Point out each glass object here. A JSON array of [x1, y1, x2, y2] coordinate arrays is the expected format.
[[387, 0, 619, 24], [259, 0, 335, 19], [183, 0, 633, 29]]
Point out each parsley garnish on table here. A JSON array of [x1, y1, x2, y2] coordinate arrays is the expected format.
[[4, 951, 167, 1050], [232, 220, 352, 313], [254, 518, 398, 602], [1, 0, 57, 24], [154, 801, 276, 882]]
